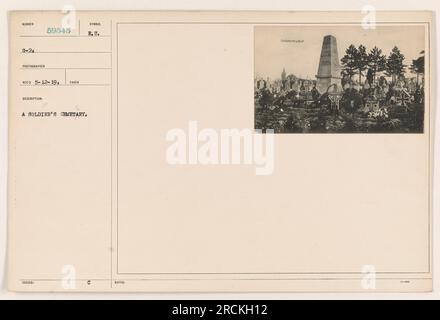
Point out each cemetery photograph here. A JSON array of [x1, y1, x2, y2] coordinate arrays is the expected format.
[[254, 25, 426, 133]]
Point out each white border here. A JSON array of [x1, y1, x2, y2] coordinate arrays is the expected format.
[[0, 0, 438, 300]]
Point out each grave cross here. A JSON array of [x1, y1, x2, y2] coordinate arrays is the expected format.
[[397, 90, 411, 107]]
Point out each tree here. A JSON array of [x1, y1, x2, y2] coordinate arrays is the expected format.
[[340, 45, 358, 81], [386, 46, 406, 83], [355, 45, 369, 83], [409, 50, 424, 85], [367, 46, 386, 82], [340, 44, 369, 84]]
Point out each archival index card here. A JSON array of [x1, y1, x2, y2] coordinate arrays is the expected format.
[[8, 11, 433, 292]]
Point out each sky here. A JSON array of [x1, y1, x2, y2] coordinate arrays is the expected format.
[[254, 25, 426, 80]]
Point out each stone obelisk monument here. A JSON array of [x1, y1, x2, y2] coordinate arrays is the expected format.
[[315, 35, 341, 93]]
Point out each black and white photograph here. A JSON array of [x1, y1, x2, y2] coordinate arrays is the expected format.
[[254, 25, 427, 133]]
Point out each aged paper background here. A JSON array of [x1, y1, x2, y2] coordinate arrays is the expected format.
[[7, 11, 433, 292]]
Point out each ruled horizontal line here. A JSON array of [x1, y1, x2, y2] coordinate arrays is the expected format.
[[115, 21, 429, 25], [19, 35, 111, 38], [19, 278, 433, 282], [21, 51, 111, 54], [20, 67, 111, 70], [20, 84, 111, 87], [117, 271, 431, 275]]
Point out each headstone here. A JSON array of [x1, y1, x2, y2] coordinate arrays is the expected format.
[[407, 79, 416, 93], [257, 79, 266, 89], [365, 99, 380, 112]]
